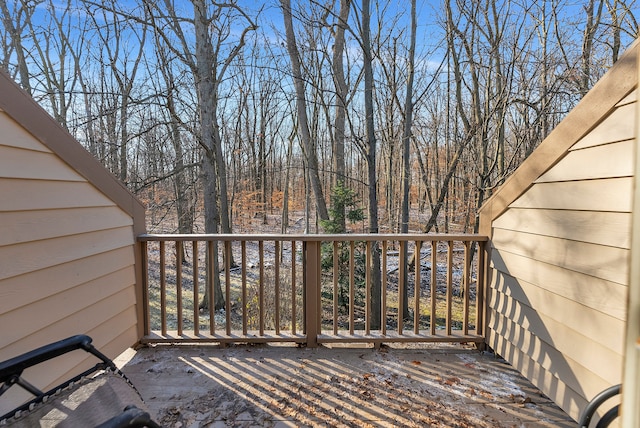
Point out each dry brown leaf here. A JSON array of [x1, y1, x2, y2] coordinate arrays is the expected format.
[[443, 376, 461, 386]]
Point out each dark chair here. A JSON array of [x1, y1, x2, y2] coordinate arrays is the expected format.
[[0, 335, 160, 427], [578, 384, 621, 428]]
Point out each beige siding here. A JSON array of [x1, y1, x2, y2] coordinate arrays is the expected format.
[[0, 206, 134, 245], [509, 177, 633, 212], [0, 111, 51, 152], [621, 49, 640, 428], [490, 311, 619, 396], [616, 88, 636, 106], [0, 247, 134, 313], [492, 209, 631, 248], [0, 227, 135, 281], [491, 229, 629, 285], [488, 145, 632, 421], [535, 139, 634, 182], [480, 41, 637, 422], [0, 109, 141, 413], [490, 249, 627, 320], [491, 333, 589, 419], [571, 101, 636, 150], [489, 270, 624, 354]]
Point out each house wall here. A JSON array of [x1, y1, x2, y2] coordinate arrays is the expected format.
[[621, 50, 640, 428], [480, 41, 638, 422], [0, 72, 145, 415]]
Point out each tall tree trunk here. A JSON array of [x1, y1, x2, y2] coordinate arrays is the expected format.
[[212, 113, 234, 236], [0, 0, 31, 94], [167, 88, 193, 237], [193, 0, 224, 311], [331, 0, 351, 233], [399, 0, 417, 319], [580, 0, 605, 96], [361, 0, 382, 329], [280, 0, 329, 223], [281, 127, 296, 234]]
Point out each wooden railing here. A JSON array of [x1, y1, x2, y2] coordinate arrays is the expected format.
[[137, 234, 488, 346]]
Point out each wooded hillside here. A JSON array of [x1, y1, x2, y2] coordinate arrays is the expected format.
[[1, 0, 637, 234]]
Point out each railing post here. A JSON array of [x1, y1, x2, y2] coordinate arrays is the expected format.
[[480, 240, 489, 340], [140, 240, 150, 336], [304, 240, 321, 347]]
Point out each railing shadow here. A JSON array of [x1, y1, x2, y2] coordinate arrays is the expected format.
[[120, 345, 575, 427], [488, 249, 621, 422]]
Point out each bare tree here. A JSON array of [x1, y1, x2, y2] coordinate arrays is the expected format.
[[86, 0, 147, 182], [0, 0, 35, 94], [280, 0, 329, 224], [2, 0, 638, 262], [331, 0, 351, 199], [357, 0, 382, 329], [397, 0, 417, 318], [580, 0, 605, 96]]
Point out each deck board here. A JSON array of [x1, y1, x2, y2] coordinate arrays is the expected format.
[[117, 344, 577, 427]]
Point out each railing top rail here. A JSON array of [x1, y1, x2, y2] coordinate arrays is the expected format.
[[137, 233, 488, 242]]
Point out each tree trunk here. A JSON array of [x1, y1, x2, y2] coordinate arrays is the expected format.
[[193, 0, 224, 311], [280, 0, 329, 223], [361, 0, 381, 330], [331, 0, 351, 233], [580, 0, 605, 96], [0, 0, 32, 94], [399, 0, 417, 320]]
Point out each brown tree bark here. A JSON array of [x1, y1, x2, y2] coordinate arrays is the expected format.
[[280, 0, 329, 224]]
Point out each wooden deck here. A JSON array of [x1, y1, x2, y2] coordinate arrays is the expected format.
[[116, 343, 575, 427]]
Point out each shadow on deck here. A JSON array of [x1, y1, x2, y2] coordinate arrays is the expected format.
[[116, 343, 575, 427]]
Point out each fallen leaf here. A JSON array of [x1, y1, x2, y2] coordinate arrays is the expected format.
[[443, 376, 461, 386]]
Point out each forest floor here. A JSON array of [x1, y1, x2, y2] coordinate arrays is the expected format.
[[144, 210, 479, 334], [123, 212, 576, 426]]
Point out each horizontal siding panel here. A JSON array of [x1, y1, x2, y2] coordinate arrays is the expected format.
[[490, 249, 627, 320], [0, 267, 135, 348], [86, 308, 139, 360], [489, 309, 618, 397], [0, 246, 134, 313], [492, 209, 631, 248], [0, 112, 51, 152], [492, 229, 629, 284], [46, 307, 139, 390], [99, 325, 139, 362], [0, 226, 134, 280], [615, 89, 636, 106], [0, 304, 138, 416], [536, 139, 634, 183], [0, 207, 133, 246], [489, 294, 624, 382], [509, 178, 633, 212], [572, 102, 636, 150], [0, 178, 115, 211], [490, 269, 624, 354], [0, 287, 136, 361], [0, 145, 85, 181], [489, 332, 587, 421]]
